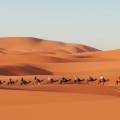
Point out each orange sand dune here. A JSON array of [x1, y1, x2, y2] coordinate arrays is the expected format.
[[0, 37, 99, 64], [0, 37, 120, 120], [76, 49, 120, 60], [0, 37, 119, 81], [0, 37, 99, 53], [0, 37, 101, 75]]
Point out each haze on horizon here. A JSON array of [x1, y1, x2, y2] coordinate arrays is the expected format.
[[0, 0, 120, 50]]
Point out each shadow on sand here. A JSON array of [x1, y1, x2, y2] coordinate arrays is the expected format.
[[0, 65, 53, 76]]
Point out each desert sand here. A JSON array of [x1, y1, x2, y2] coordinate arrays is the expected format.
[[0, 37, 120, 120], [0, 87, 120, 120]]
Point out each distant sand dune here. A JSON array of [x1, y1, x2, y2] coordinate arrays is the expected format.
[[0, 37, 119, 80], [0, 37, 99, 52]]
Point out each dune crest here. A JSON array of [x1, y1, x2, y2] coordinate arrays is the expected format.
[[0, 37, 99, 53], [0, 37, 101, 75]]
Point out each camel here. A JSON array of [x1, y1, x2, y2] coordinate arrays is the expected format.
[[115, 77, 120, 85], [86, 76, 97, 84], [7, 78, 18, 85], [0, 80, 6, 85], [47, 76, 59, 84], [98, 78, 109, 85], [47, 78, 59, 84], [34, 77, 44, 85], [59, 77, 72, 84], [115, 76, 120, 85], [20, 78, 31, 85], [115, 80, 120, 85], [74, 77, 85, 84]]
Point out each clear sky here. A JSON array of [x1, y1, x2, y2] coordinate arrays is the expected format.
[[0, 0, 120, 50]]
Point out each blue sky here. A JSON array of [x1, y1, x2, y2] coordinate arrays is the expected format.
[[0, 0, 120, 50]]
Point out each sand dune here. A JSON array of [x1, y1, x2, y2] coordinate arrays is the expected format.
[[0, 37, 100, 75], [0, 37, 120, 80], [0, 37, 99, 53], [0, 37, 120, 120], [0, 37, 119, 79], [0, 37, 99, 64]]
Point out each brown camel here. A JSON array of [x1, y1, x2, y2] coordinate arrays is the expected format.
[[59, 77, 72, 84], [34, 77, 44, 85], [20, 77, 31, 85], [7, 78, 18, 85], [98, 78, 109, 85], [47, 78, 59, 84], [86, 76, 97, 84], [116, 80, 120, 85], [74, 77, 85, 84], [0, 80, 6, 85]]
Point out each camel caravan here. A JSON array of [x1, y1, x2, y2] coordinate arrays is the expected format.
[[0, 75, 120, 87]]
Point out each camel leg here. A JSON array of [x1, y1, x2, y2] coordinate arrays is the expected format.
[[60, 81, 62, 84], [86, 80, 89, 84], [98, 81, 100, 85], [103, 82, 104, 85]]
